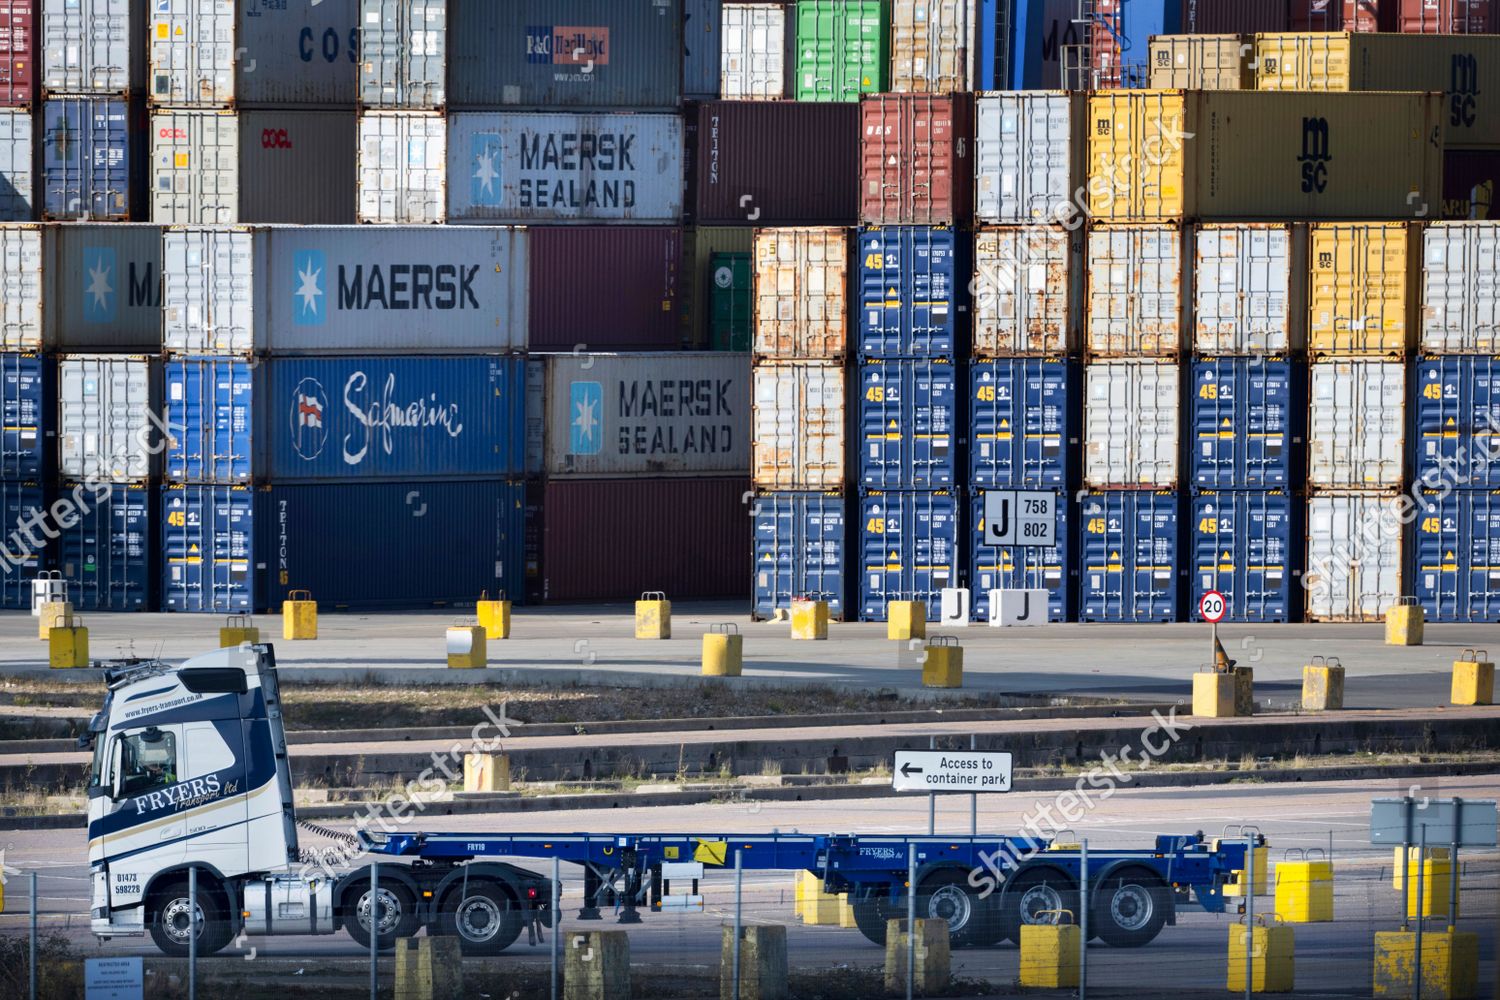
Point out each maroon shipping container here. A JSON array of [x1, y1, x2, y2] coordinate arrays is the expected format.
[[1443, 149, 1499, 219], [1395, 0, 1491, 31], [859, 94, 973, 226], [1181, 0, 1290, 32], [693, 101, 860, 225], [1290, 0, 1384, 29], [0, 1, 34, 107], [540, 477, 751, 603], [529, 226, 683, 351]]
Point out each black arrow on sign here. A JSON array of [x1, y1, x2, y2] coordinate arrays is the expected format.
[[900, 762, 924, 777]]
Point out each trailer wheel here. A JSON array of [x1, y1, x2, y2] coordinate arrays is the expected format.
[[345, 881, 418, 951], [918, 870, 998, 949], [999, 868, 1078, 944], [439, 883, 524, 956], [1091, 869, 1168, 948], [851, 896, 893, 946], [148, 879, 233, 957]]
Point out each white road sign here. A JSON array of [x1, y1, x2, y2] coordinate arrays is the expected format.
[[892, 750, 1014, 793], [983, 490, 1057, 547], [1199, 590, 1227, 624]]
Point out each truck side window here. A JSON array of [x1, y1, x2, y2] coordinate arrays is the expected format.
[[119, 728, 179, 797]]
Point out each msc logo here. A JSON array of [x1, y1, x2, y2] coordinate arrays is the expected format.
[[293, 250, 326, 325], [1299, 117, 1331, 194], [289, 377, 328, 461], [569, 381, 603, 456], [261, 129, 293, 149], [1451, 54, 1480, 129], [526, 25, 610, 66]]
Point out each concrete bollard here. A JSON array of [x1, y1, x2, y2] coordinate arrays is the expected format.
[[790, 599, 829, 640], [1301, 656, 1344, 711], [921, 636, 963, 688], [1451, 649, 1494, 706], [1018, 915, 1080, 988], [37, 601, 72, 640], [1228, 917, 1295, 993], [1373, 929, 1479, 999], [1274, 849, 1333, 923], [886, 600, 926, 641], [476, 594, 511, 640], [219, 614, 260, 648], [884, 918, 951, 995], [797, 871, 840, 925], [1385, 596, 1424, 646], [446, 624, 487, 669], [393, 935, 463, 1000], [720, 924, 788, 1000], [635, 591, 671, 639], [702, 623, 743, 677], [564, 930, 631, 1000], [48, 616, 89, 669], [1392, 847, 1456, 919], [1233, 665, 1255, 716], [463, 753, 510, 792], [282, 590, 317, 640]]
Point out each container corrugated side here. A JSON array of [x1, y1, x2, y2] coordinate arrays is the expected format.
[[0, 1, 36, 108], [238, 110, 357, 224], [1420, 222, 1500, 353], [163, 226, 252, 355], [357, 110, 445, 224], [752, 360, 845, 490], [686, 226, 755, 348], [1395, 0, 1491, 33], [858, 489, 959, 621], [1195, 223, 1304, 355], [358, 0, 445, 109], [1084, 360, 1180, 489], [891, 0, 970, 93], [1182, 0, 1290, 33], [974, 92, 1079, 225], [42, 0, 136, 96], [970, 358, 1074, 489], [1147, 34, 1252, 90], [1086, 224, 1185, 357], [58, 481, 153, 611], [753, 490, 847, 620], [1, 351, 49, 479], [1413, 355, 1499, 489], [148, 0, 235, 106], [1190, 490, 1296, 623], [1414, 488, 1500, 623], [528, 227, 682, 350], [794, 0, 889, 101], [163, 356, 253, 483], [58, 355, 159, 482], [1304, 492, 1402, 622], [161, 483, 255, 612], [970, 489, 1069, 622], [858, 94, 973, 226], [753, 227, 848, 359], [41, 98, 128, 221], [238, 0, 361, 107], [683, 0, 723, 99], [972, 226, 1079, 357], [1191, 358, 1301, 490], [1308, 223, 1415, 358], [0, 225, 42, 350], [1308, 359, 1405, 489], [858, 358, 957, 488], [721, 2, 789, 100], [151, 109, 239, 225], [46, 224, 163, 350], [0, 481, 46, 608], [857, 226, 959, 358], [541, 352, 750, 478], [0, 109, 30, 221], [692, 101, 860, 224], [1079, 490, 1180, 623]]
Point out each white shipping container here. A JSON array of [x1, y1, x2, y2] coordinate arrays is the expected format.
[[752, 361, 845, 489], [974, 92, 1076, 224], [1308, 360, 1405, 489], [42, 0, 133, 95], [891, 0, 971, 93], [0, 226, 43, 351], [1194, 223, 1303, 355], [360, 0, 445, 108], [59, 355, 157, 482], [163, 226, 253, 354], [0, 110, 33, 223], [152, 110, 239, 224], [1305, 493, 1402, 622], [972, 226, 1077, 357], [357, 110, 445, 224], [149, 0, 235, 106], [1421, 222, 1500, 354], [1087, 225, 1185, 356], [1084, 360, 1180, 488], [720, 3, 787, 100]]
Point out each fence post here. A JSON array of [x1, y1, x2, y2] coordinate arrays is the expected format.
[[1079, 839, 1088, 1000], [369, 861, 379, 1000], [1244, 837, 1253, 1000], [188, 865, 197, 1000], [1414, 825, 1426, 1000], [906, 843, 916, 1000], [732, 849, 743, 1000], [551, 856, 561, 1000], [29, 870, 37, 1000]]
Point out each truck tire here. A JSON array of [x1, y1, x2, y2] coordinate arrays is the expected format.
[[918, 870, 999, 949], [345, 881, 419, 950], [1091, 869, 1168, 948], [998, 868, 1079, 945], [851, 896, 892, 946], [148, 880, 233, 957], [439, 883, 524, 956]]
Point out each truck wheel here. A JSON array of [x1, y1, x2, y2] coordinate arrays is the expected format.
[[440, 884, 523, 956], [999, 868, 1079, 944], [1092, 869, 1168, 948], [345, 881, 419, 950], [149, 880, 233, 957], [919, 870, 998, 949], [851, 896, 892, 946]]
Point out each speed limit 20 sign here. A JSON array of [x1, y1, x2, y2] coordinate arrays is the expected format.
[[1198, 590, 1227, 624]]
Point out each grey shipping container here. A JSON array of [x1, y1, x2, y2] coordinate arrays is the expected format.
[[0, 109, 32, 221], [58, 354, 159, 482], [682, 0, 723, 99], [41, 0, 142, 96], [359, 0, 445, 109], [0, 225, 42, 350], [151, 109, 238, 224], [238, 109, 356, 224], [148, 0, 234, 106], [162, 226, 252, 354], [238, 0, 361, 107], [447, 110, 683, 224], [357, 109, 445, 224], [46, 224, 163, 351], [449, 0, 683, 110]]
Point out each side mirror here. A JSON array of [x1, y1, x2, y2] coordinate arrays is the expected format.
[[109, 739, 125, 800]]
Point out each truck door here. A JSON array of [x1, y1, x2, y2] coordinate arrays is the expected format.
[[179, 720, 249, 877], [104, 724, 189, 899]]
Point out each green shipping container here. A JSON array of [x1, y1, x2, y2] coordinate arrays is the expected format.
[[710, 252, 752, 352], [684, 227, 755, 347], [795, 1, 890, 101]]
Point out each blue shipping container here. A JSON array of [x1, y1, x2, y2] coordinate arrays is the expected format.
[[859, 490, 960, 621], [267, 356, 526, 482], [976, 0, 1015, 90], [1190, 358, 1300, 490], [857, 227, 960, 358], [969, 490, 1069, 622], [859, 359, 957, 488], [162, 484, 256, 613], [1190, 491, 1296, 623], [970, 358, 1074, 489], [165, 357, 254, 484], [41, 99, 131, 221], [1413, 489, 1500, 622], [1, 353, 48, 480], [1413, 356, 1500, 490], [58, 482, 153, 612], [1097, 0, 1182, 88], [753, 491, 847, 620], [1079, 490, 1179, 622], [0, 482, 47, 610], [1003, 0, 1077, 89]]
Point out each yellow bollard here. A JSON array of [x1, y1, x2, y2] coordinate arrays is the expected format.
[[37, 601, 73, 640], [219, 614, 260, 648], [1373, 929, 1478, 999], [1228, 916, 1295, 993], [48, 616, 90, 669], [1222, 840, 1268, 898], [1274, 849, 1333, 923], [886, 600, 926, 641], [1192, 670, 1237, 717], [835, 894, 859, 929], [798, 871, 840, 925], [1018, 911, 1080, 988], [282, 590, 317, 640], [1385, 596, 1424, 646], [921, 635, 963, 688], [446, 624, 487, 669], [1301, 656, 1344, 712], [1391, 847, 1456, 919], [790, 599, 829, 640], [635, 591, 671, 639], [462, 752, 510, 792], [476, 592, 511, 640], [701, 623, 743, 677], [1451, 649, 1494, 706]]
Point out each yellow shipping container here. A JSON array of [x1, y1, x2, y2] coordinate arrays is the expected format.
[[1086, 90, 1443, 223], [1254, 33, 1500, 150], [1307, 223, 1417, 357], [1148, 35, 1253, 91]]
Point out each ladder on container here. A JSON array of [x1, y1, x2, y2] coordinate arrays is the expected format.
[[1059, 0, 1097, 91]]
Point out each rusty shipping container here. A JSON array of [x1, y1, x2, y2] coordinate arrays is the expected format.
[[972, 226, 1080, 357], [692, 101, 859, 225], [752, 227, 849, 360], [1395, 0, 1492, 32], [529, 227, 682, 351], [890, 0, 971, 94], [859, 93, 972, 226], [0, 1, 34, 107], [1147, 35, 1253, 90], [540, 477, 751, 603], [1181, 0, 1290, 32], [1290, 0, 1382, 30], [1086, 224, 1186, 357], [753, 360, 845, 489]]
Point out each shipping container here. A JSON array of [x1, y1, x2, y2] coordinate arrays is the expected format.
[[238, 109, 357, 224], [264, 355, 525, 482], [237, 0, 361, 107], [0, 1, 34, 108], [1189, 490, 1296, 623], [161, 482, 254, 612], [0, 108, 30, 220], [1181, 0, 1290, 33], [685, 225, 755, 348], [541, 477, 748, 602], [1413, 355, 1500, 489], [1420, 222, 1499, 353], [0, 225, 42, 350], [1092, 0, 1182, 88], [972, 226, 1078, 357], [447, 110, 682, 224], [1308, 359, 1406, 489], [359, 0, 444, 109], [41, 0, 137, 96], [449, 0, 682, 110], [858, 358, 956, 488], [794, 0, 888, 101], [999, 0, 1075, 90], [1395, 0, 1492, 33], [710, 251, 751, 351], [1086, 225, 1184, 357], [753, 227, 848, 359], [684, 0, 724, 99], [162, 226, 250, 355], [1084, 360, 1180, 489], [752, 360, 844, 489], [859, 94, 972, 226], [1413, 488, 1500, 622], [970, 357, 1074, 489], [357, 109, 443, 224], [1086, 90, 1444, 223], [891, 0, 970, 93], [57, 480, 153, 611], [1, 351, 48, 479], [974, 0, 1012, 90], [45, 224, 162, 350], [523, 356, 543, 476], [163, 356, 251, 483], [528, 227, 682, 350], [1289, 0, 1376, 30], [151, 109, 238, 225], [1304, 491, 1402, 621], [691, 101, 860, 224], [41, 98, 127, 221], [721, 2, 789, 99], [1190, 358, 1301, 490], [753, 490, 847, 620], [0, 481, 46, 608], [858, 488, 958, 621], [969, 489, 1069, 622], [1254, 33, 1500, 150], [58, 354, 158, 482], [1309, 223, 1415, 358], [1442, 149, 1499, 221], [148, 0, 234, 106], [1147, 35, 1252, 90], [857, 226, 959, 358], [540, 352, 750, 478], [1078, 490, 1180, 622], [973, 92, 1080, 226], [1195, 224, 1304, 355], [521, 477, 542, 601]]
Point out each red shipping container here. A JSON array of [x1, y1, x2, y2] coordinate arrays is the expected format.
[[1181, 0, 1290, 32], [529, 226, 683, 351], [1443, 149, 1499, 219], [1290, 0, 1384, 29], [0, 1, 34, 107], [540, 477, 751, 603], [859, 94, 973, 225], [1396, 0, 1492, 31]]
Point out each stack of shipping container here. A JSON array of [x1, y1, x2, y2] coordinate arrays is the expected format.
[[357, 0, 445, 224]]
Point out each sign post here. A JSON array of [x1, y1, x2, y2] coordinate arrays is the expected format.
[[1199, 590, 1226, 669]]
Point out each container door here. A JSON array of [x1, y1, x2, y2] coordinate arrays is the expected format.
[[150, 0, 236, 106], [152, 111, 240, 225], [0, 226, 42, 349], [1309, 360, 1403, 488], [357, 111, 445, 224], [708, 252, 752, 351], [163, 228, 255, 354], [60, 357, 154, 482], [1, 353, 45, 479], [752, 228, 847, 359], [1087, 226, 1182, 356], [1421, 223, 1500, 354], [0, 109, 31, 221], [1195, 225, 1293, 355], [752, 363, 844, 489], [973, 227, 1070, 356], [1309, 223, 1410, 357]]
